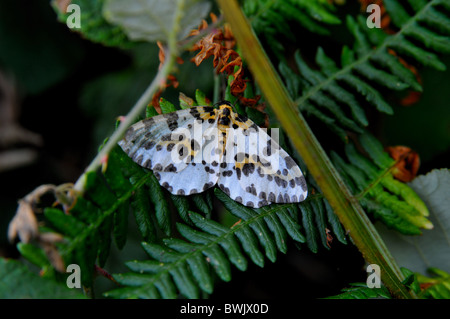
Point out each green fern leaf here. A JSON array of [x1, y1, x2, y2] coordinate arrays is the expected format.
[[104, 188, 337, 298], [331, 132, 432, 235], [325, 282, 391, 299], [131, 181, 157, 242], [113, 201, 129, 249], [188, 212, 248, 271], [280, 1, 450, 138], [146, 172, 172, 236], [417, 268, 450, 299], [52, 0, 134, 48]]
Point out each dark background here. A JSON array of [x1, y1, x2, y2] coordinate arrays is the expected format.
[[0, 1, 448, 299]]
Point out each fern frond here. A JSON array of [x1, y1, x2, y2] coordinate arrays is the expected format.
[[52, 0, 134, 48], [104, 182, 349, 299], [280, 0, 450, 139], [325, 282, 391, 299], [243, 0, 340, 57], [417, 268, 450, 299], [330, 132, 432, 235]]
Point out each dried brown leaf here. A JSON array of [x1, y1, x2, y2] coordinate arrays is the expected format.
[[386, 146, 420, 182]]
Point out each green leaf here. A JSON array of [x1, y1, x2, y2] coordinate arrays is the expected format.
[[189, 212, 248, 271], [97, 214, 113, 267], [16, 243, 51, 269], [401, 267, 422, 294], [325, 282, 391, 299], [191, 193, 213, 218], [417, 268, 450, 299], [300, 203, 319, 253], [391, 36, 446, 71], [310, 199, 329, 250], [44, 208, 86, 238], [113, 201, 129, 249], [169, 262, 199, 299], [146, 172, 172, 235], [378, 169, 450, 274], [160, 98, 177, 113], [84, 171, 117, 210], [215, 189, 277, 262], [103, 0, 211, 42], [384, 0, 411, 27], [171, 194, 192, 225], [195, 89, 209, 106], [131, 183, 157, 242], [53, 0, 134, 48], [0, 258, 86, 299], [284, 0, 450, 140], [275, 208, 306, 243]]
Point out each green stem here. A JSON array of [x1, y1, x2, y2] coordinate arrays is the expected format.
[[73, 49, 176, 192], [216, 0, 414, 299]]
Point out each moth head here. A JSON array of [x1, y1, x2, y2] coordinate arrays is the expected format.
[[214, 100, 236, 113]]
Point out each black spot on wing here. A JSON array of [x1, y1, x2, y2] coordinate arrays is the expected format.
[[144, 140, 156, 150], [134, 154, 143, 165], [165, 112, 179, 131], [249, 123, 259, 132], [242, 163, 255, 177], [142, 158, 152, 168], [203, 182, 215, 191], [284, 156, 297, 169], [162, 182, 173, 192], [219, 184, 230, 196], [143, 117, 155, 128], [124, 127, 135, 141], [235, 114, 248, 123], [295, 176, 307, 192], [289, 179, 296, 188], [191, 139, 200, 151], [164, 164, 177, 172], [235, 167, 242, 180], [222, 170, 233, 177], [258, 200, 269, 207], [167, 143, 175, 151], [189, 107, 201, 119], [245, 185, 257, 196], [161, 134, 172, 141]]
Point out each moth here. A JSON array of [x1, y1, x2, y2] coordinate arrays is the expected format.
[[118, 101, 308, 208]]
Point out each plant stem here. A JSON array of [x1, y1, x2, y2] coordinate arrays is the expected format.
[[73, 49, 176, 192], [216, 0, 414, 299]]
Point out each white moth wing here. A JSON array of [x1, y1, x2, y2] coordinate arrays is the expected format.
[[218, 118, 307, 208], [119, 106, 222, 195]]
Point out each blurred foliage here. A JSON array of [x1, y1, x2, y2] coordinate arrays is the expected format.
[[0, 1, 85, 94]]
